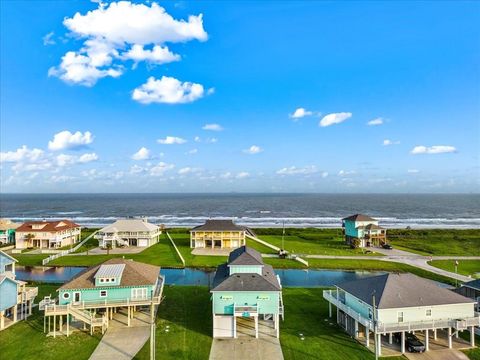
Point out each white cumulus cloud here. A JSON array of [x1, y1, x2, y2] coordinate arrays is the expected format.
[[202, 123, 223, 131], [410, 145, 457, 155], [43, 31, 56, 46], [236, 172, 250, 179], [149, 161, 175, 176], [367, 117, 384, 126], [290, 107, 313, 120], [319, 112, 352, 127], [78, 153, 98, 163], [243, 145, 263, 155], [0, 145, 44, 163], [48, 130, 94, 151], [276, 166, 317, 175], [186, 148, 198, 155], [131, 147, 151, 160], [50, 1, 207, 86], [383, 139, 400, 146], [132, 76, 211, 104], [157, 136, 187, 145]]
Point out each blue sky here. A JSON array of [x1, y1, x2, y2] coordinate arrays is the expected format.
[[1, 0, 479, 193]]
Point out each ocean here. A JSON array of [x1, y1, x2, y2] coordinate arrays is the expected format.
[[0, 193, 479, 229]]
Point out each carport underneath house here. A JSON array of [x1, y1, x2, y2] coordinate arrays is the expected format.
[[323, 273, 479, 356]]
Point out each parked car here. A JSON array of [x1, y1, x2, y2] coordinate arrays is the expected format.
[[382, 243, 393, 250], [393, 333, 425, 352]]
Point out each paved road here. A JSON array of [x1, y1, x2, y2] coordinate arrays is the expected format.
[[304, 249, 479, 282], [89, 308, 153, 360]]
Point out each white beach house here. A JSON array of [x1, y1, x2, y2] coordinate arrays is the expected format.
[[324, 273, 479, 355], [95, 218, 161, 248]]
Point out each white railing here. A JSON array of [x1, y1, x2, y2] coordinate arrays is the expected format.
[[166, 232, 186, 266], [323, 290, 480, 333], [42, 230, 98, 265], [234, 305, 258, 315]]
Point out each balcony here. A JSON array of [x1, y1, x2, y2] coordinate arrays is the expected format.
[[234, 305, 258, 317], [323, 290, 480, 333]]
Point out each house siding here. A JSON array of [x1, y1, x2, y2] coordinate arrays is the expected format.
[[229, 265, 263, 275], [212, 291, 280, 315], [378, 303, 475, 324], [58, 284, 155, 305], [0, 279, 18, 311]]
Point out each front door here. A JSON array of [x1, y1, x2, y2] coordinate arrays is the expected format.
[[74, 292, 81, 303], [132, 288, 148, 300]]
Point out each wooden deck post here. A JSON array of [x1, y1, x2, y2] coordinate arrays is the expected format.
[[425, 329, 429, 351], [53, 314, 56, 338], [276, 313, 279, 338], [59, 315, 63, 332], [448, 327, 452, 349], [388, 332, 392, 344], [401, 331, 405, 353], [0, 310, 5, 330], [127, 307, 131, 327], [13, 305, 18, 322], [377, 333, 382, 356], [67, 315, 70, 337], [365, 328, 370, 347], [434, 328, 437, 340], [44, 315, 46, 333], [255, 315, 258, 339]]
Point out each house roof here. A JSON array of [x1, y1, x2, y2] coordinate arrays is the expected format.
[[0, 274, 18, 286], [16, 220, 80, 233], [337, 273, 475, 309], [211, 263, 281, 292], [191, 219, 246, 232], [0, 250, 18, 263], [462, 279, 480, 291], [58, 258, 161, 291], [0, 219, 21, 231], [228, 246, 263, 266], [99, 219, 159, 233], [342, 214, 377, 222]]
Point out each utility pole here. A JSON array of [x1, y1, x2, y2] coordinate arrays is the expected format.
[[454, 260, 459, 288], [150, 301, 156, 360], [282, 220, 285, 250], [372, 291, 378, 360]]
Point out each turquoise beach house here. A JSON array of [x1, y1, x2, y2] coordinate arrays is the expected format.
[[342, 214, 387, 248], [0, 219, 20, 245], [0, 251, 38, 330], [211, 246, 283, 338], [42, 258, 164, 337]]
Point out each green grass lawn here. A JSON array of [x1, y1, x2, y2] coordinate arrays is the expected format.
[[306, 259, 457, 285], [135, 286, 213, 360], [428, 260, 480, 278], [12, 253, 50, 266], [254, 228, 380, 256], [0, 283, 101, 360], [72, 228, 100, 253], [388, 229, 480, 256]]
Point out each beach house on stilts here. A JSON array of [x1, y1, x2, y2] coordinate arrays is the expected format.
[[41, 258, 164, 337], [0, 251, 38, 330], [211, 246, 283, 339], [324, 273, 479, 356]]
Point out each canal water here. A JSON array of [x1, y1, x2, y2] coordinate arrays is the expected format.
[[15, 266, 385, 287]]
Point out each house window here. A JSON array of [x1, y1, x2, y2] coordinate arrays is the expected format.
[[397, 312, 404, 323], [110, 278, 115, 282], [63, 292, 70, 299], [100, 278, 105, 283], [100, 290, 107, 297], [426, 309, 432, 316]]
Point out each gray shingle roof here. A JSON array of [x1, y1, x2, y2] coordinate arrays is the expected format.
[[59, 258, 160, 290], [191, 219, 246, 232], [338, 273, 475, 309], [228, 246, 263, 266], [342, 214, 377, 222], [462, 279, 480, 291], [211, 263, 281, 291]]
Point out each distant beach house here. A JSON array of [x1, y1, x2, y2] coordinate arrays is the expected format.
[[0, 219, 20, 245], [95, 218, 161, 248], [210, 246, 283, 339], [342, 214, 386, 248], [456, 279, 480, 312], [15, 220, 81, 249], [323, 273, 478, 355], [0, 251, 38, 330], [42, 258, 164, 337], [190, 219, 252, 249]]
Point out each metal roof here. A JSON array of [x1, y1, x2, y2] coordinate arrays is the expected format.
[[462, 279, 480, 291], [211, 263, 281, 292], [95, 264, 126, 279]]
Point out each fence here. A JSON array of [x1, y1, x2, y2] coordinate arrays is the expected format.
[[42, 230, 99, 266]]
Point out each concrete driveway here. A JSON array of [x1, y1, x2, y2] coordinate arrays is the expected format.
[[209, 319, 283, 360], [405, 349, 469, 360]]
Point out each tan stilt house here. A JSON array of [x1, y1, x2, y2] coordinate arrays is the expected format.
[[190, 219, 253, 250]]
